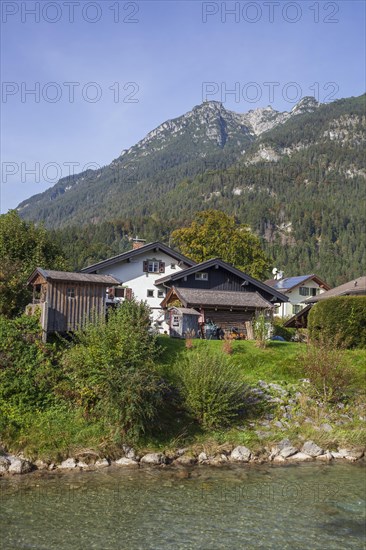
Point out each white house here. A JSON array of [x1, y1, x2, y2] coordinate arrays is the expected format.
[[81, 239, 195, 331], [264, 274, 331, 318]]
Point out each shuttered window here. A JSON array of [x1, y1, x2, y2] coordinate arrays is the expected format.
[[143, 260, 165, 273]]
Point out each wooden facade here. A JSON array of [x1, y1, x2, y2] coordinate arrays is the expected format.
[[26, 268, 120, 340], [168, 307, 201, 338]]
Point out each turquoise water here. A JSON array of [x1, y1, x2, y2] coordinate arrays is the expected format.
[[0, 463, 365, 549]]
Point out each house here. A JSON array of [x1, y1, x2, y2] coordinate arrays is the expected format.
[[264, 274, 331, 318], [158, 258, 288, 337], [167, 307, 201, 338], [81, 239, 195, 331], [284, 275, 366, 328], [26, 268, 120, 340]]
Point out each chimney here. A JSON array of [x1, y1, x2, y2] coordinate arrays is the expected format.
[[132, 237, 146, 250]]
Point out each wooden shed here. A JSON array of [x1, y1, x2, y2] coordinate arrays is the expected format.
[[167, 307, 201, 338], [26, 268, 121, 340]]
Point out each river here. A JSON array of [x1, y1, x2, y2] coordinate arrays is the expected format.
[[1, 463, 365, 549]]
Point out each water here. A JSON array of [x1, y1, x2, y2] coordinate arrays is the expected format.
[[0, 463, 365, 549]]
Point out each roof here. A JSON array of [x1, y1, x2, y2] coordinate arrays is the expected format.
[[304, 276, 366, 303], [81, 241, 195, 273], [264, 274, 331, 292], [168, 307, 201, 316], [27, 268, 121, 286], [283, 304, 312, 328], [156, 258, 288, 302], [162, 287, 274, 309]]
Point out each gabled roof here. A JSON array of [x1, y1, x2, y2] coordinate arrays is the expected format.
[[161, 286, 274, 309], [81, 241, 196, 274], [304, 276, 366, 303], [27, 268, 121, 286], [283, 304, 312, 328], [264, 274, 331, 292], [156, 258, 288, 302]]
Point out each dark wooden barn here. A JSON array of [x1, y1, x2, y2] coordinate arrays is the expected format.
[[26, 268, 121, 340], [157, 258, 287, 338]]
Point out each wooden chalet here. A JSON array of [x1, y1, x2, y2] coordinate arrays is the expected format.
[[26, 268, 121, 340], [157, 258, 287, 338]]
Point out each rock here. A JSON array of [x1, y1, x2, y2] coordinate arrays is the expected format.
[[140, 453, 166, 465], [273, 455, 286, 463], [331, 451, 343, 459], [95, 458, 110, 468], [198, 452, 208, 463], [286, 452, 313, 462], [77, 461, 90, 469], [230, 446, 251, 462], [175, 455, 197, 466], [316, 452, 333, 461], [0, 456, 10, 474], [35, 460, 49, 470], [301, 441, 324, 457], [48, 463, 56, 470], [280, 446, 298, 458], [58, 458, 78, 470], [176, 448, 188, 457], [8, 458, 33, 474], [338, 449, 364, 461], [115, 457, 139, 467], [304, 417, 314, 424], [273, 420, 284, 428], [320, 423, 333, 432], [122, 445, 137, 460]]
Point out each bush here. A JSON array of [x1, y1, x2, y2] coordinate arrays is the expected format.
[[272, 318, 296, 341], [308, 296, 366, 348], [297, 337, 356, 403], [62, 300, 163, 441], [177, 346, 249, 429]]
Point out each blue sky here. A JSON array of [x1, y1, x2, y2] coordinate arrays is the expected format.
[[1, 0, 365, 213]]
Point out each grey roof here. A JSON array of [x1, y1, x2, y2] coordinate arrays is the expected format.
[[28, 268, 121, 286], [156, 258, 288, 302], [170, 287, 274, 309], [81, 241, 195, 273], [265, 274, 318, 291], [168, 307, 201, 316], [304, 276, 366, 303]]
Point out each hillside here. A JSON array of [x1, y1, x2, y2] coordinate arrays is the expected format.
[[18, 94, 366, 285]]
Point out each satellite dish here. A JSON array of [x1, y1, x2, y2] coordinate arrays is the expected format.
[[272, 267, 278, 275]]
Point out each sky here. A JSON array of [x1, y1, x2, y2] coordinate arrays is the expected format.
[[1, 0, 365, 213]]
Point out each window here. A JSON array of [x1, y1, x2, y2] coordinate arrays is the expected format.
[[143, 260, 165, 273], [157, 290, 164, 298], [172, 315, 180, 327], [299, 287, 310, 296], [293, 304, 301, 314], [67, 287, 75, 298], [195, 272, 208, 281], [147, 289, 154, 298]]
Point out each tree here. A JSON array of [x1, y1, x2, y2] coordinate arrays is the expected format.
[[0, 210, 67, 317], [171, 210, 270, 279]]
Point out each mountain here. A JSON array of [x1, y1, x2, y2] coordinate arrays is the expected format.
[[17, 94, 366, 285], [17, 98, 319, 228]]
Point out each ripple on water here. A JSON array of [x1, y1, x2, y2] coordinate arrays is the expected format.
[[0, 463, 365, 550]]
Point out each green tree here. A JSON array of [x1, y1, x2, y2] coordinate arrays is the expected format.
[[171, 210, 270, 279], [62, 300, 163, 441], [0, 210, 67, 317]]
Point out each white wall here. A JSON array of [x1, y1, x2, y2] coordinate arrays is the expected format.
[[95, 250, 186, 331], [276, 279, 326, 318]]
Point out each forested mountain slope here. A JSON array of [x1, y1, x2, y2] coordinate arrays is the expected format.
[[18, 94, 366, 285]]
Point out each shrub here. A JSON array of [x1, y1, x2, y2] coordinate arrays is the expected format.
[[176, 346, 249, 429], [62, 300, 163, 441], [308, 296, 366, 348], [253, 313, 269, 348], [297, 337, 356, 403], [272, 318, 296, 341]]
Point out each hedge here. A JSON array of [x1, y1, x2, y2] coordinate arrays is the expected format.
[[308, 296, 366, 348]]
